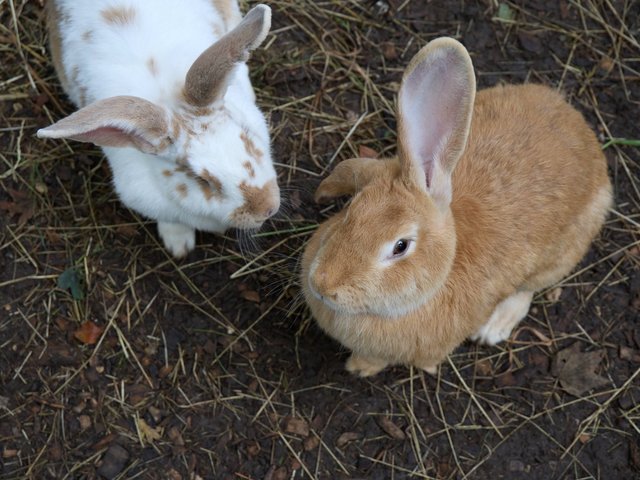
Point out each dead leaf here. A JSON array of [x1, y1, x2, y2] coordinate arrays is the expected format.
[[240, 289, 260, 303], [336, 431, 361, 448], [620, 346, 640, 363], [73, 321, 104, 345], [0, 188, 35, 225], [551, 343, 609, 396], [381, 42, 397, 60], [2, 448, 19, 459], [137, 418, 162, 444], [78, 415, 91, 430], [358, 145, 379, 159], [284, 416, 309, 437], [303, 435, 320, 451], [377, 416, 406, 440]]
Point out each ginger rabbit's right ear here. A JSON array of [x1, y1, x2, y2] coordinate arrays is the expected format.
[[397, 37, 476, 209]]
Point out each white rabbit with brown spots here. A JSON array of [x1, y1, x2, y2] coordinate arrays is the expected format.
[[301, 37, 612, 377], [38, 0, 279, 257]]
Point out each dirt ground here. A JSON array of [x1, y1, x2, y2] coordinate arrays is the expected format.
[[1, 0, 639, 479]]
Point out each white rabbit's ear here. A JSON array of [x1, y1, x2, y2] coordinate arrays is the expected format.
[[398, 37, 476, 208], [183, 4, 271, 107], [37, 96, 172, 154]]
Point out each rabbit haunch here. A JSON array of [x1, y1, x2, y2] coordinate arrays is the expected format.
[[302, 38, 612, 378], [39, 0, 278, 257]]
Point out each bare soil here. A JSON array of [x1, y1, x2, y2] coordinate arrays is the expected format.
[[1, 1, 639, 479]]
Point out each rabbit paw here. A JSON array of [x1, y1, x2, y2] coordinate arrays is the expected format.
[[158, 222, 196, 258], [471, 291, 533, 345], [345, 354, 388, 377]]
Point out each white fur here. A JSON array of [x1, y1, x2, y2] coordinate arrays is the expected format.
[[471, 291, 533, 344], [41, 0, 278, 256]]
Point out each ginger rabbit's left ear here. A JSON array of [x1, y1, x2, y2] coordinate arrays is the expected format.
[[397, 37, 476, 208], [314, 157, 398, 203]]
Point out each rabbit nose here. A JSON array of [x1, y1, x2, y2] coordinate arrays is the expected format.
[[313, 272, 340, 300]]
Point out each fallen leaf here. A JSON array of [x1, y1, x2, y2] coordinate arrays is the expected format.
[[551, 343, 609, 396], [336, 431, 361, 448], [58, 267, 85, 300], [579, 433, 591, 444], [73, 321, 104, 345], [620, 346, 640, 363], [377, 416, 406, 440], [78, 415, 91, 430], [303, 435, 320, 451], [284, 416, 309, 437], [381, 42, 397, 60], [240, 289, 260, 303], [359, 145, 379, 158], [2, 448, 19, 459], [0, 188, 35, 225], [137, 418, 162, 444], [496, 2, 515, 21]]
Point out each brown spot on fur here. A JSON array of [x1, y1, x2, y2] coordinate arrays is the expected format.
[[176, 183, 188, 197], [230, 180, 278, 226], [78, 86, 88, 107], [211, 22, 224, 38], [162, 169, 173, 177], [101, 5, 136, 26], [71, 65, 80, 83], [180, 102, 214, 118], [146, 57, 158, 77], [171, 114, 183, 139], [82, 30, 93, 42], [240, 131, 263, 163], [200, 169, 223, 197], [243, 161, 255, 178], [45, 1, 70, 93], [174, 166, 223, 201]]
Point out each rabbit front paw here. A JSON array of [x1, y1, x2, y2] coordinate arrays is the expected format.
[[345, 354, 388, 377], [157, 222, 196, 258], [471, 291, 533, 345]]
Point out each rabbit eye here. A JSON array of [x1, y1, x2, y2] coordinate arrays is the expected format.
[[392, 239, 411, 256]]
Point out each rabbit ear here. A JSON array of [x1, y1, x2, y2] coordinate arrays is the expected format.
[[315, 158, 398, 203], [37, 96, 172, 154], [183, 4, 271, 107], [397, 37, 475, 208]]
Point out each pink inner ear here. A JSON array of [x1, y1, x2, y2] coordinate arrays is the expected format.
[[401, 60, 460, 186], [69, 127, 154, 151]]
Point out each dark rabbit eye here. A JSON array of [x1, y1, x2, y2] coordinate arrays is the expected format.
[[392, 239, 410, 256]]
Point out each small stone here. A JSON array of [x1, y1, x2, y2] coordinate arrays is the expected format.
[[97, 444, 129, 480]]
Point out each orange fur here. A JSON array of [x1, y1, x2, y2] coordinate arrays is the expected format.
[[301, 39, 611, 377]]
